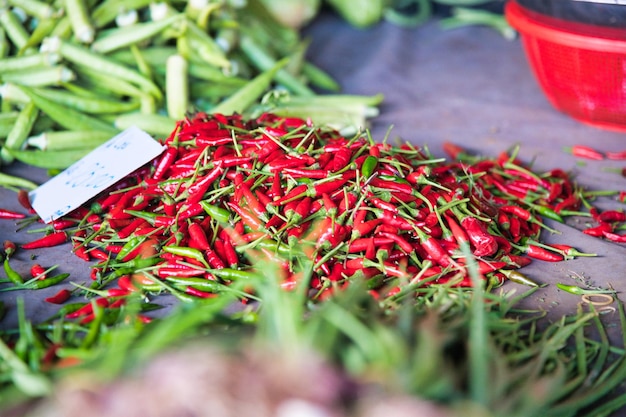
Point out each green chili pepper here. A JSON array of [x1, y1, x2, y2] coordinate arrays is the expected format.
[[208, 268, 256, 281], [361, 155, 378, 178], [500, 269, 539, 287], [3, 258, 23, 285], [200, 201, 231, 224], [165, 276, 225, 292], [26, 273, 69, 289], [556, 283, 615, 295], [163, 246, 209, 268], [116, 235, 148, 260], [533, 205, 564, 223]]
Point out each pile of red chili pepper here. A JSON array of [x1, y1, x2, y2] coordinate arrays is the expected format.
[[4, 111, 624, 315]]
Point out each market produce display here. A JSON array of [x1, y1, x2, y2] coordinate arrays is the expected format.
[[0, 0, 388, 176], [2, 111, 626, 417], [2, 1, 626, 416], [1, 111, 615, 304]]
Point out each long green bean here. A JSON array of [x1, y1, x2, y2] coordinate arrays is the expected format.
[[0, 101, 38, 164]]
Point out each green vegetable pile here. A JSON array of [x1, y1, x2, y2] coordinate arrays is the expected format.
[[0, 0, 511, 180], [0, 0, 385, 175]]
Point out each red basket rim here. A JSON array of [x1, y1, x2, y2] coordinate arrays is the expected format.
[[505, 1, 626, 53]]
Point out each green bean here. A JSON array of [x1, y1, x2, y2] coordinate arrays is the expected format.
[[27, 130, 114, 151], [165, 54, 188, 119], [180, 18, 230, 69], [0, 171, 38, 190], [48, 37, 163, 100], [92, 13, 184, 54], [21, 15, 61, 52], [2, 65, 76, 87], [72, 64, 147, 99], [110, 47, 247, 85], [27, 86, 140, 114], [129, 44, 153, 79], [19, 85, 120, 134], [0, 27, 8, 58], [0, 8, 31, 53], [187, 63, 249, 85], [64, 0, 95, 43], [190, 82, 241, 103], [50, 15, 73, 39], [0, 52, 61, 72], [7, 0, 58, 20], [7, 148, 91, 169], [211, 57, 288, 115], [302, 62, 340, 92], [0, 101, 38, 164], [0, 111, 18, 138], [114, 112, 177, 137], [91, 0, 153, 29], [109, 45, 176, 66], [0, 82, 30, 103], [239, 35, 314, 97]]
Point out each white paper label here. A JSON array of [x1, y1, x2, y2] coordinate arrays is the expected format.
[[30, 126, 166, 222]]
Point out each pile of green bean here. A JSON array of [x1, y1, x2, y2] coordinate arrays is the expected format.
[[0, 0, 381, 173]]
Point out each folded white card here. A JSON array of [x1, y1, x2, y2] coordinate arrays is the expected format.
[[30, 126, 165, 223]]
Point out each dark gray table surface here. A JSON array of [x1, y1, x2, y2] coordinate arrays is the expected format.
[[2, 12, 626, 347]]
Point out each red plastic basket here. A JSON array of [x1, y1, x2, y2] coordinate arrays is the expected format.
[[505, 1, 626, 132]]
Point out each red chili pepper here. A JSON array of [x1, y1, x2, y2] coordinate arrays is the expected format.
[[445, 214, 469, 246], [565, 145, 604, 160], [415, 227, 453, 268], [461, 217, 498, 257], [597, 210, 626, 223], [66, 298, 109, 319], [605, 150, 626, 160], [3, 240, 16, 257], [30, 263, 47, 279], [442, 142, 467, 160], [369, 196, 397, 213], [188, 222, 211, 251], [272, 184, 308, 205], [499, 205, 532, 221], [17, 189, 35, 214], [22, 231, 67, 249], [602, 231, 626, 243], [177, 202, 205, 222], [282, 167, 329, 179], [582, 222, 613, 237], [239, 182, 268, 221], [0, 208, 26, 220], [369, 177, 414, 195], [524, 244, 564, 262], [186, 166, 224, 204], [204, 246, 226, 269], [89, 248, 110, 261], [553, 194, 580, 213], [227, 202, 263, 230], [152, 145, 178, 180], [378, 231, 414, 254], [44, 288, 72, 304], [347, 237, 395, 253], [214, 155, 253, 168], [269, 171, 283, 199]]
